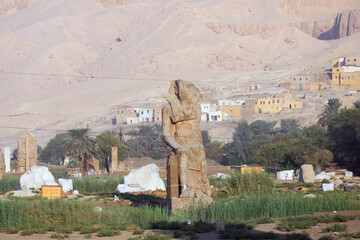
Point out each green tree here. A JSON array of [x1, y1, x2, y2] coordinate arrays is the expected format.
[[328, 108, 360, 170], [304, 149, 333, 168], [40, 133, 68, 165], [318, 98, 342, 127], [279, 119, 301, 136], [63, 128, 98, 175], [96, 132, 128, 172], [126, 125, 171, 159], [224, 122, 253, 165], [201, 130, 211, 146], [256, 137, 318, 169], [354, 101, 360, 109], [205, 141, 225, 163], [250, 120, 276, 138], [302, 124, 329, 149]]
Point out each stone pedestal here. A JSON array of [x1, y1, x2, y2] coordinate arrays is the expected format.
[[167, 198, 194, 211], [167, 153, 179, 199]]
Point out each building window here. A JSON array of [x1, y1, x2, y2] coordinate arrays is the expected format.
[[293, 78, 295, 81], [294, 105, 296, 108], [306, 78, 308, 80], [337, 69, 339, 72], [272, 99, 275, 103], [277, 99, 279, 103], [355, 59, 357, 62], [335, 76, 337, 79], [348, 59, 350, 62], [230, 108, 232, 111], [300, 78, 302, 81]]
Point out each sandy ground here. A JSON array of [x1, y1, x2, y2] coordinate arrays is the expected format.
[[1, 0, 360, 148]]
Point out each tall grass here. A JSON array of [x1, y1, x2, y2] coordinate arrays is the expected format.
[[73, 175, 123, 195], [224, 171, 275, 197], [0, 175, 20, 194], [0, 192, 359, 231]]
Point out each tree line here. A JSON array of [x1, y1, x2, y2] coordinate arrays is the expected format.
[[33, 99, 360, 174], [204, 99, 360, 173]]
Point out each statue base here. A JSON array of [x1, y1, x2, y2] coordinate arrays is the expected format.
[[167, 197, 194, 210]]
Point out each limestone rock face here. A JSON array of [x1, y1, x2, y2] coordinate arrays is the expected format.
[[0, 149, 5, 182], [163, 80, 212, 204], [18, 132, 38, 173], [300, 164, 315, 183]]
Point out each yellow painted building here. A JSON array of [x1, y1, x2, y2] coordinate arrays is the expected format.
[[254, 95, 303, 113], [254, 98, 284, 113], [332, 57, 360, 90], [221, 105, 242, 122]]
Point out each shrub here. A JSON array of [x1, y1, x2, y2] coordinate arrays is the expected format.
[[5, 228, 19, 234], [322, 224, 347, 232], [133, 228, 145, 235], [97, 228, 120, 237], [285, 233, 311, 240], [143, 233, 173, 240], [73, 175, 123, 195], [85, 234, 92, 239], [21, 229, 35, 236]]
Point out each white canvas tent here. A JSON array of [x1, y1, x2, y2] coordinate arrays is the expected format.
[[116, 163, 165, 193], [277, 170, 294, 180], [20, 166, 56, 190]]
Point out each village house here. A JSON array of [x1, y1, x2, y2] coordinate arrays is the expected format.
[[154, 106, 162, 124], [222, 105, 242, 122], [209, 111, 222, 122], [138, 108, 155, 123], [200, 103, 211, 121], [116, 107, 137, 124], [288, 75, 321, 91], [254, 93, 302, 113], [332, 57, 360, 90]]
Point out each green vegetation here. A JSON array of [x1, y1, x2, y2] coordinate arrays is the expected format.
[[223, 171, 274, 197], [0, 175, 20, 194], [40, 133, 68, 165], [322, 223, 347, 232], [63, 128, 99, 175], [73, 175, 123, 195], [126, 124, 171, 160], [0, 192, 359, 233], [278, 214, 357, 231], [96, 132, 128, 172]]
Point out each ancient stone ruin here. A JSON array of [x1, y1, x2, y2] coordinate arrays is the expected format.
[[163, 80, 212, 209], [18, 131, 38, 173], [0, 149, 5, 182], [300, 164, 315, 183]]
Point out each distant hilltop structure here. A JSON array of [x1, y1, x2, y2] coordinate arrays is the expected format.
[[332, 57, 360, 90]]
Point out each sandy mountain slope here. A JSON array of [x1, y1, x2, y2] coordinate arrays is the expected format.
[[1, 0, 360, 147]]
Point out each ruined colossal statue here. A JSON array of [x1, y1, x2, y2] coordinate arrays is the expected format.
[[162, 80, 212, 204]]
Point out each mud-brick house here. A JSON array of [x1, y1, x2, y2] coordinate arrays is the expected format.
[[332, 57, 360, 90]]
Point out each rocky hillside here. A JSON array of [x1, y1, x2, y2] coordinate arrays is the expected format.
[[0, 0, 360, 147]]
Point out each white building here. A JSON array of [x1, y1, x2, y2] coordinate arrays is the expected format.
[[126, 117, 140, 125], [200, 103, 210, 121], [209, 111, 222, 122], [138, 108, 155, 122]]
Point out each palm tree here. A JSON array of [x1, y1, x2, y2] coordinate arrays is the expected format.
[[250, 120, 277, 137], [63, 128, 98, 175], [353, 101, 360, 109], [318, 98, 342, 127], [279, 119, 301, 136], [136, 125, 156, 154]]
